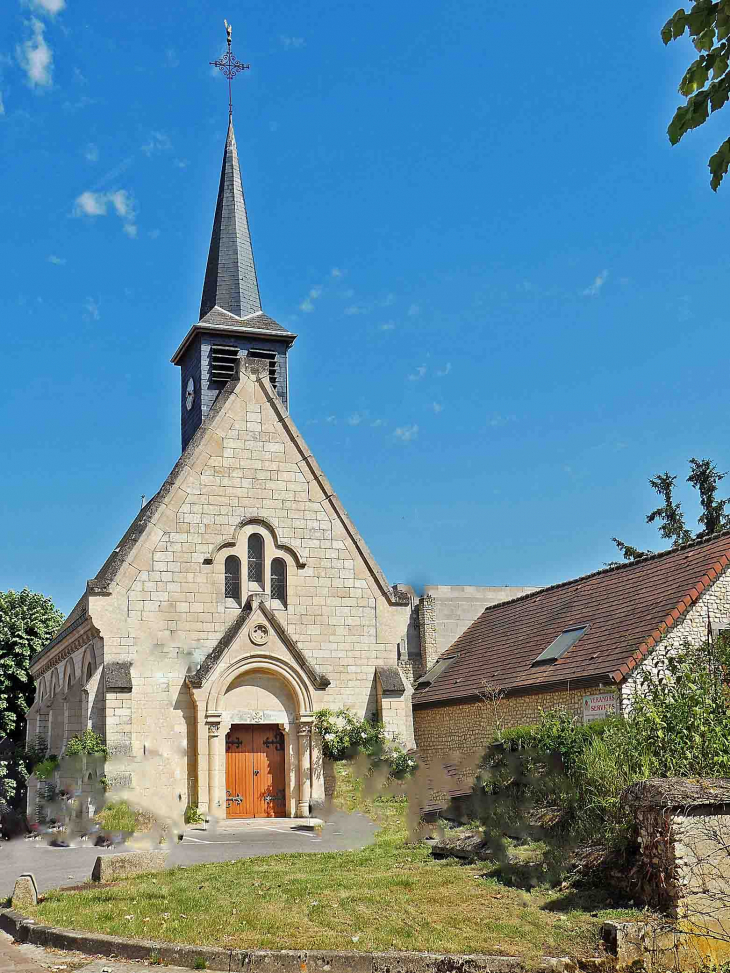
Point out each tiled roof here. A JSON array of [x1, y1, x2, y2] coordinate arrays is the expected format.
[[199, 306, 293, 336], [412, 531, 730, 708], [200, 118, 262, 320]]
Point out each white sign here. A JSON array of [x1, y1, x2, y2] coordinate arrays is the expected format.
[[582, 692, 618, 723]]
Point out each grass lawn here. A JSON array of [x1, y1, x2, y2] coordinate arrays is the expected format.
[[28, 766, 641, 960]]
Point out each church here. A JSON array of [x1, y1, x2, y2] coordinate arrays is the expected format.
[[25, 108, 423, 823]]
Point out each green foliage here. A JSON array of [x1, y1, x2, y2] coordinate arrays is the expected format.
[[313, 709, 418, 777], [0, 589, 63, 742], [64, 729, 107, 757], [613, 456, 729, 561], [33, 756, 59, 781], [194, 959, 208, 970], [662, 2, 730, 189], [95, 800, 138, 832], [184, 803, 205, 825]]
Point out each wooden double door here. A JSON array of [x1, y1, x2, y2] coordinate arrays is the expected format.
[[225, 724, 287, 818]]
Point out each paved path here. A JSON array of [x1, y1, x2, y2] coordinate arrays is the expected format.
[[0, 810, 377, 898]]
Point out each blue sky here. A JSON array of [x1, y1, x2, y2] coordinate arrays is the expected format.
[[1, 0, 728, 615]]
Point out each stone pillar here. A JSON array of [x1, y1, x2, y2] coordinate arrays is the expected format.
[[297, 717, 313, 818], [418, 594, 439, 672], [206, 713, 222, 818], [606, 778, 730, 970]]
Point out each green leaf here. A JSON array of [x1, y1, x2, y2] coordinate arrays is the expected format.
[[694, 25, 718, 50], [709, 136, 730, 188], [680, 58, 710, 94]]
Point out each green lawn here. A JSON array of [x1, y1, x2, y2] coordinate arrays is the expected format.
[[28, 766, 639, 960]]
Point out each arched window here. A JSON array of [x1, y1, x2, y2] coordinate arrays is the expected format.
[[225, 555, 242, 602], [247, 534, 264, 587], [271, 558, 287, 608], [86, 663, 92, 683]]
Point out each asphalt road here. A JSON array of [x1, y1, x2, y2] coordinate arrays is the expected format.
[[0, 809, 378, 898]]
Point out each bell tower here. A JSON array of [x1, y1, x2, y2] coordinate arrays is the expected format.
[[171, 27, 296, 453]]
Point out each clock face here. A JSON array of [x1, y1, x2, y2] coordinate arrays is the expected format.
[[185, 377, 195, 412]]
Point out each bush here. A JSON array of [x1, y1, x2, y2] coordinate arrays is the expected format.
[[313, 708, 418, 778], [184, 803, 205, 825], [64, 730, 107, 758], [33, 756, 59, 781]]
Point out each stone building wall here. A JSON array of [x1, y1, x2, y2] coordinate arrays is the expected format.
[[413, 686, 591, 788], [30, 364, 413, 816], [422, 584, 540, 660]]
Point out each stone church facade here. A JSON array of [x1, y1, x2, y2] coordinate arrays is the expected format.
[[25, 118, 420, 823]]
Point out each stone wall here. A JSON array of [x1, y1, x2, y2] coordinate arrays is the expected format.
[[413, 687, 590, 792], [421, 585, 540, 660]]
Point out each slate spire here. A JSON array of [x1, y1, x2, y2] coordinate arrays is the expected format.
[[199, 118, 262, 320]]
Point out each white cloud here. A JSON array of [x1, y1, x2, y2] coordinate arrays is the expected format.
[[487, 413, 517, 427], [331, 267, 344, 278], [25, 0, 65, 13], [73, 189, 137, 237], [16, 18, 53, 88], [148, 228, 160, 240], [280, 36, 305, 49], [407, 303, 420, 316], [371, 419, 385, 428], [408, 365, 427, 381], [47, 254, 65, 265], [432, 402, 443, 413], [379, 322, 395, 331], [299, 285, 322, 313], [436, 362, 451, 377], [583, 268, 609, 297], [380, 293, 395, 307], [84, 142, 99, 163], [141, 130, 172, 156], [174, 158, 189, 169], [394, 424, 419, 443], [268, 121, 279, 133], [84, 297, 100, 321], [347, 413, 365, 426], [344, 305, 365, 316], [165, 48, 179, 68], [326, 415, 337, 424], [0, 91, 5, 117]]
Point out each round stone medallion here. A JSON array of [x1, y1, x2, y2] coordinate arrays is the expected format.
[[249, 623, 270, 646]]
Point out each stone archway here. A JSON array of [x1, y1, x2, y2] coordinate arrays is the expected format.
[[197, 656, 315, 819]]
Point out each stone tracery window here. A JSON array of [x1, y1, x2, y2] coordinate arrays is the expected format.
[[271, 558, 287, 608], [225, 555, 242, 603], [247, 534, 264, 587]]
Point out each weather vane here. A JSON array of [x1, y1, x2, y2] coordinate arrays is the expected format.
[[210, 20, 250, 118]]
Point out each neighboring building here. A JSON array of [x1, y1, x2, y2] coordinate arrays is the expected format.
[[25, 117, 421, 823], [412, 532, 730, 793]]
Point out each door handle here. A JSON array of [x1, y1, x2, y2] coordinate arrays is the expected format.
[[253, 769, 260, 776]]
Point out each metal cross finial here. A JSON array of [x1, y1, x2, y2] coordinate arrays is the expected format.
[[210, 20, 250, 119]]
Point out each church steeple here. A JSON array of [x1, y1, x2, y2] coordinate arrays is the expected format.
[[172, 23, 296, 454], [199, 118, 262, 319]]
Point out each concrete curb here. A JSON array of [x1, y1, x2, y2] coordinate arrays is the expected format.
[[0, 907, 571, 972]]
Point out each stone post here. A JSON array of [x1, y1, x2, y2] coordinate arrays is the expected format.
[[418, 594, 439, 672]]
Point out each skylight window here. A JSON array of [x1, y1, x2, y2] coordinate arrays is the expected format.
[[533, 625, 588, 665], [416, 655, 457, 689]]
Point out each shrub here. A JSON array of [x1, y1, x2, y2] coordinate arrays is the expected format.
[[313, 709, 418, 778], [64, 729, 107, 758], [184, 803, 205, 825], [33, 756, 59, 781]]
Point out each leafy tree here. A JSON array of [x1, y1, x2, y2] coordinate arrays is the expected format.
[[0, 589, 63, 805], [613, 457, 729, 560], [662, 1, 730, 189]]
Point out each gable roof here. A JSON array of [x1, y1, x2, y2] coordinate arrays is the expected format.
[[412, 531, 730, 709]]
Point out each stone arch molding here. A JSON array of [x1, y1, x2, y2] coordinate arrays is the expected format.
[[202, 517, 307, 568], [206, 654, 314, 716]]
